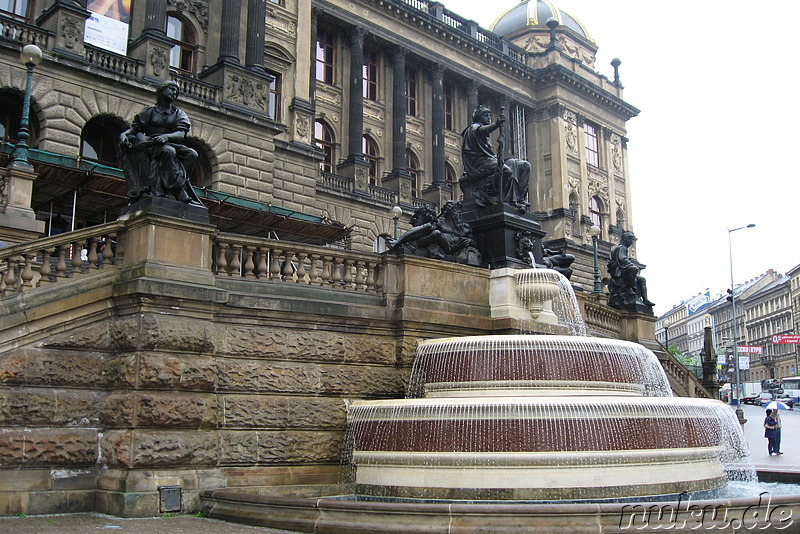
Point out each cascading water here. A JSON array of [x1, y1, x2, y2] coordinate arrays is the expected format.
[[347, 268, 758, 502]]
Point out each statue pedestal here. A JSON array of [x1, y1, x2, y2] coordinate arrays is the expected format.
[[462, 203, 546, 269], [119, 196, 209, 225]]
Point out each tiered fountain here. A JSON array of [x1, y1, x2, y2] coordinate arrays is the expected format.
[[348, 269, 753, 502], [204, 269, 800, 532]]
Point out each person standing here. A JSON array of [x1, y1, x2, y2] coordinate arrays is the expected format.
[[774, 410, 784, 455], [764, 409, 780, 455]]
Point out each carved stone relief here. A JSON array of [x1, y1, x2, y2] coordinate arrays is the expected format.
[[295, 115, 310, 143], [226, 74, 269, 112], [611, 133, 623, 173], [588, 180, 609, 204], [563, 109, 578, 154], [315, 88, 341, 106], [266, 8, 297, 36], [150, 47, 168, 77], [61, 17, 82, 49]]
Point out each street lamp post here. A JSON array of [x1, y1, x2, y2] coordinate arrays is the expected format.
[[728, 223, 755, 418], [663, 319, 671, 353], [390, 205, 402, 240], [8, 44, 43, 168], [588, 225, 602, 294]]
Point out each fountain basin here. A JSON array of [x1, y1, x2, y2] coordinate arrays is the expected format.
[[349, 396, 733, 500]]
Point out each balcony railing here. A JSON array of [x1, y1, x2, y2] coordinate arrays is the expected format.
[[0, 16, 51, 47], [0, 221, 124, 297], [213, 233, 384, 293], [85, 44, 142, 77]]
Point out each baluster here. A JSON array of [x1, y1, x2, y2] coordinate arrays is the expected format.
[[2, 257, 17, 296], [281, 250, 295, 282], [55, 244, 68, 281], [243, 247, 256, 279], [20, 253, 35, 290], [308, 254, 320, 285], [87, 237, 99, 270], [255, 248, 267, 279], [342, 259, 354, 290], [38, 248, 53, 286], [98, 235, 114, 268], [229, 244, 242, 276], [320, 255, 332, 286], [215, 242, 228, 275], [295, 253, 308, 284], [374, 262, 384, 292], [270, 248, 282, 280], [331, 257, 343, 288], [354, 260, 365, 290], [71, 240, 84, 276]]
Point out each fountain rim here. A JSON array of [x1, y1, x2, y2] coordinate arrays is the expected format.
[[417, 334, 653, 349]]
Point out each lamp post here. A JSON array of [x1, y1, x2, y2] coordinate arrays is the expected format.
[[663, 319, 671, 353], [588, 225, 602, 294], [390, 205, 402, 240], [728, 223, 755, 414], [8, 44, 43, 168]]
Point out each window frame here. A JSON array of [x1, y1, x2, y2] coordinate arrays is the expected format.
[[166, 15, 197, 75], [363, 135, 379, 186], [589, 195, 603, 229], [314, 120, 335, 173], [0, 0, 29, 21], [406, 67, 418, 117], [362, 48, 378, 101], [316, 29, 336, 85], [583, 121, 600, 167], [267, 71, 282, 122], [443, 81, 454, 131], [406, 149, 420, 198]]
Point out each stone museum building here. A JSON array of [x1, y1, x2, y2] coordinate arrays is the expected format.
[[0, 0, 703, 521]]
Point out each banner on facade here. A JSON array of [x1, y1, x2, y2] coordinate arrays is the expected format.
[[773, 335, 800, 344], [687, 291, 711, 316], [737, 346, 763, 354], [84, 0, 132, 55]]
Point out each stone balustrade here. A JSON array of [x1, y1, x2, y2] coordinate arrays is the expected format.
[[0, 221, 124, 297], [85, 44, 142, 77], [212, 233, 384, 293], [0, 16, 51, 47]]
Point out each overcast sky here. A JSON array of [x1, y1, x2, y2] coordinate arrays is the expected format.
[[443, 0, 799, 315]]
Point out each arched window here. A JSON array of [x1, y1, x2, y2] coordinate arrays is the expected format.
[[81, 115, 127, 167], [0, 89, 38, 146], [183, 137, 214, 188], [445, 163, 458, 200], [167, 15, 196, 74], [363, 135, 379, 186], [589, 195, 603, 229], [406, 149, 420, 198], [314, 120, 335, 173]]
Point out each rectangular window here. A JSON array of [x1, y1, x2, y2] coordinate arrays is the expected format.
[[268, 72, 281, 122], [443, 82, 454, 131], [584, 122, 599, 167], [363, 49, 378, 101], [316, 29, 335, 84], [1, 0, 28, 19], [406, 68, 418, 117]]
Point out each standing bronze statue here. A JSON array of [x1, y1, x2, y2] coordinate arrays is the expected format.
[[607, 231, 655, 311], [460, 105, 530, 213], [119, 80, 203, 206]]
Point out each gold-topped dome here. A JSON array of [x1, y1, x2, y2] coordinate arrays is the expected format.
[[490, 0, 592, 41]]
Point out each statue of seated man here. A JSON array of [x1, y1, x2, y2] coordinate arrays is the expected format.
[[607, 231, 655, 310], [460, 105, 530, 213], [119, 80, 203, 206]]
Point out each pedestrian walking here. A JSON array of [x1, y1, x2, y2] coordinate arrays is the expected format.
[[764, 408, 781, 455]]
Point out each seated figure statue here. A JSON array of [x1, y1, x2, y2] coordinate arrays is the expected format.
[[119, 80, 203, 206], [606, 231, 655, 311], [460, 105, 530, 213]]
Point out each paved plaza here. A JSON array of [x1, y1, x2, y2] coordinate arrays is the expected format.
[[2, 402, 800, 533]]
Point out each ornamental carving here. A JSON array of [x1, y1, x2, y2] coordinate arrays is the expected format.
[[0, 176, 7, 205], [355, 168, 367, 190], [167, 0, 209, 33], [226, 75, 270, 111], [567, 176, 581, 194], [523, 35, 548, 53], [266, 8, 297, 37], [400, 180, 411, 203], [61, 17, 82, 49], [611, 134, 623, 172], [563, 108, 578, 154], [295, 115, 310, 142], [588, 180, 609, 203], [315, 88, 341, 106], [150, 47, 168, 77]]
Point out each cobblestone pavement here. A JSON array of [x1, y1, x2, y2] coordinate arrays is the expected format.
[[0, 514, 301, 534]]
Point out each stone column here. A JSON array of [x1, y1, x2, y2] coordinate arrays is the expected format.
[[127, 0, 172, 81], [245, 0, 266, 69], [337, 26, 370, 192], [382, 46, 414, 205], [390, 46, 408, 173], [430, 63, 445, 187], [219, 0, 242, 63], [346, 26, 367, 160], [466, 80, 479, 120]]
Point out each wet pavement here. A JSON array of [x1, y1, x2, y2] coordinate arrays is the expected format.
[[2, 402, 800, 533]]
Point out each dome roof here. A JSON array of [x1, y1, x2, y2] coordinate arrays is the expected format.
[[489, 0, 591, 41]]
